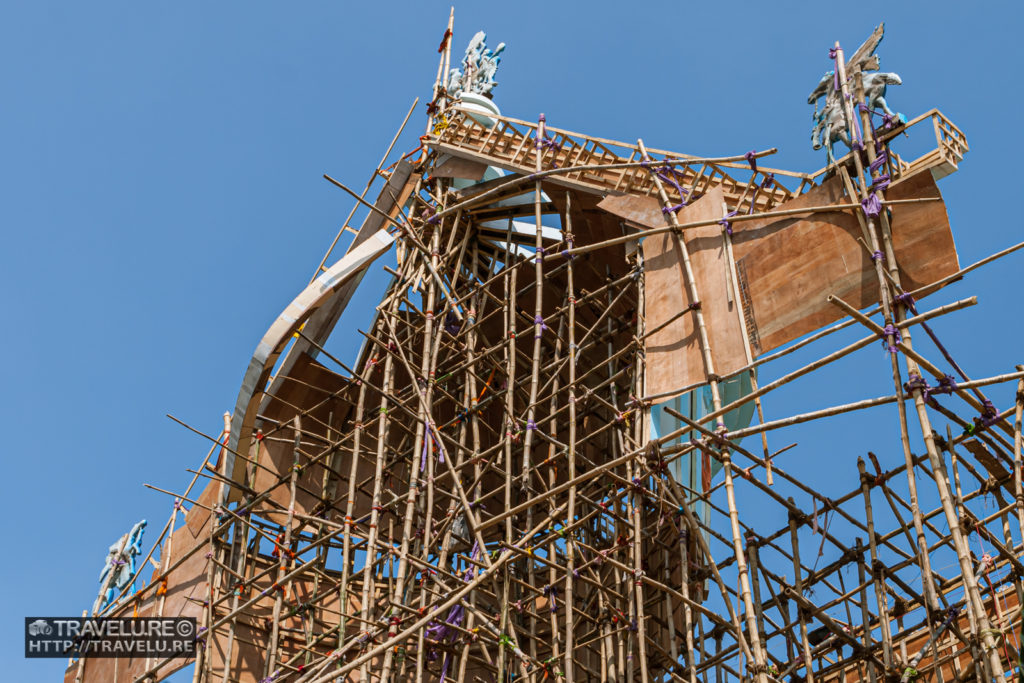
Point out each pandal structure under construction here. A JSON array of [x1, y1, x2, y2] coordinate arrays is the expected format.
[[67, 14, 1024, 683]]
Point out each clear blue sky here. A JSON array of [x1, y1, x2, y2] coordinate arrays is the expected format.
[[2, 2, 1022, 679]]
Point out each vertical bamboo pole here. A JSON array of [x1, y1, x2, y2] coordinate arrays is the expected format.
[[836, 42, 1006, 682], [522, 113, 550, 675], [426, 8, 455, 136], [720, 202, 772, 484], [856, 457, 894, 670], [563, 190, 579, 682], [680, 525, 698, 683], [497, 212, 518, 682], [266, 416, 301, 678], [855, 538, 879, 683], [339, 380, 370, 651], [639, 137, 768, 682], [357, 324, 398, 682], [1014, 369, 1024, 541], [832, 41, 944, 624], [379, 203, 444, 682], [788, 502, 815, 683]]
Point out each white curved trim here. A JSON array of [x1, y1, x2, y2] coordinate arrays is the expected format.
[[223, 229, 394, 498]]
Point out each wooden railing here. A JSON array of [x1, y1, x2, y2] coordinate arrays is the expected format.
[[810, 108, 969, 185], [428, 109, 813, 212], [430, 107, 967, 212]]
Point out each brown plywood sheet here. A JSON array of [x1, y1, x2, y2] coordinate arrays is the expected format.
[[629, 172, 957, 391], [185, 478, 218, 538], [252, 353, 365, 525], [886, 170, 959, 291], [642, 186, 747, 395], [74, 502, 213, 682], [433, 154, 488, 180], [731, 171, 958, 355], [597, 192, 664, 229], [730, 176, 869, 354]]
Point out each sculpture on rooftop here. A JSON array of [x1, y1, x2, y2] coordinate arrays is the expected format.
[[808, 23, 905, 163], [446, 31, 505, 99], [92, 519, 147, 614]]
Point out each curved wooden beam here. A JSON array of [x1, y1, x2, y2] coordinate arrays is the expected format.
[[223, 229, 394, 499]]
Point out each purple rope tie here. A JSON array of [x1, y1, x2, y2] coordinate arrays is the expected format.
[[894, 292, 992, 409], [560, 235, 575, 260], [543, 584, 559, 612], [829, 48, 840, 93], [718, 210, 738, 235], [880, 323, 901, 354], [444, 311, 461, 335], [861, 194, 882, 217], [650, 161, 688, 211], [419, 421, 442, 470], [534, 314, 548, 338], [745, 150, 761, 172], [869, 149, 888, 173], [860, 104, 901, 130], [904, 372, 931, 401], [870, 251, 885, 263], [420, 426, 430, 472], [421, 207, 441, 225], [540, 136, 561, 167], [526, 419, 537, 431], [536, 114, 561, 167], [870, 174, 891, 193], [935, 374, 958, 396], [972, 402, 1003, 434]]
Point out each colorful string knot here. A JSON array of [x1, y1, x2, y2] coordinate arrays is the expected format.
[[861, 194, 882, 217], [744, 150, 758, 172], [880, 323, 901, 353]]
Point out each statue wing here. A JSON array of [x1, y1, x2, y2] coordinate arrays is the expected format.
[[846, 23, 884, 75], [807, 72, 832, 105]]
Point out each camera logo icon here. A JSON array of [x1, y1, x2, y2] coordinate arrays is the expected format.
[[28, 619, 53, 636]]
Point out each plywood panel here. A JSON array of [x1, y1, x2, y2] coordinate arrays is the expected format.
[[730, 171, 957, 354], [625, 172, 957, 389], [887, 170, 959, 291], [730, 176, 869, 354], [597, 192, 664, 229], [642, 187, 747, 395]]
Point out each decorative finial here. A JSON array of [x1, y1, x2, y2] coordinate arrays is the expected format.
[[446, 31, 506, 99], [808, 24, 905, 164], [92, 519, 147, 614]]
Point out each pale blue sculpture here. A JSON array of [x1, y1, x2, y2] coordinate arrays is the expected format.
[[92, 519, 147, 614], [650, 372, 755, 531], [446, 31, 505, 98], [808, 24, 905, 164]]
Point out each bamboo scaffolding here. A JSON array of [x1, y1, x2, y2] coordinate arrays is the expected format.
[[76, 29, 1024, 683]]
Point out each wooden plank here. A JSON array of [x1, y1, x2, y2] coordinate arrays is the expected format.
[[642, 186, 747, 395], [731, 176, 869, 354], [730, 171, 958, 355], [597, 192, 663, 229], [432, 154, 487, 180]]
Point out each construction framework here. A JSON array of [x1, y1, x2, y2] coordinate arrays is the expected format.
[[67, 19, 1024, 683]]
